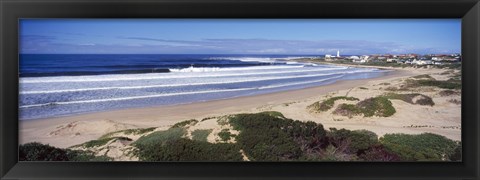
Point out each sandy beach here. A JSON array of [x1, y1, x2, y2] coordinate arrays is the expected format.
[[20, 65, 462, 150]]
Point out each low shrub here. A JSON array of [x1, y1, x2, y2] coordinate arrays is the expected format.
[[448, 99, 461, 105], [191, 129, 212, 142], [19, 142, 111, 161], [171, 119, 198, 128], [124, 127, 157, 135], [99, 127, 156, 139], [229, 112, 328, 161], [80, 136, 132, 148], [383, 93, 435, 106], [358, 145, 401, 161], [380, 133, 459, 161], [331, 97, 396, 117], [357, 97, 396, 117], [333, 104, 362, 117], [229, 113, 304, 161], [439, 90, 460, 97], [384, 86, 399, 91], [417, 79, 461, 89], [134, 127, 186, 147], [218, 129, 234, 141], [136, 138, 243, 161], [327, 128, 379, 154], [412, 74, 434, 79], [259, 111, 286, 119], [133, 127, 242, 161], [308, 96, 360, 112]]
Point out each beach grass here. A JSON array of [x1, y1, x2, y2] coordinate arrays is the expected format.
[[218, 129, 235, 142], [191, 129, 212, 142], [308, 96, 360, 112], [171, 119, 198, 128], [383, 93, 435, 106], [81, 136, 132, 148]]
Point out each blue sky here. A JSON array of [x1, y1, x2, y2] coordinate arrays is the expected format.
[[20, 19, 461, 55]]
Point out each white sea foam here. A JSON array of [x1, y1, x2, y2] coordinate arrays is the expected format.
[[20, 69, 376, 94], [20, 75, 344, 108], [20, 66, 353, 84], [206, 56, 316, 63], [168, 65, 304, 73], [20, 71, 346, 94], [19, 87, 257, 108]]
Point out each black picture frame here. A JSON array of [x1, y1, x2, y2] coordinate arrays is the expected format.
[[1, 0, 479, 179]]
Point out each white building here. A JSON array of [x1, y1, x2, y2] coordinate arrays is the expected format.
[[414, 59, 433, 65], [360, 55, 370, 61], [337, 50, 340, 58], [386, 58, 399, 63], [349, 56, 360, 60]]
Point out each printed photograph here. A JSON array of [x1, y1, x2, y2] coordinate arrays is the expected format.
[[19, 19, 462, 161]]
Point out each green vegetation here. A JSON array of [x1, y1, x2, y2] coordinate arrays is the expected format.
[[439, 90, 460, 97], [327, 128, 379, 154], [412, 74, 434, 79], [448, 99, 461, 105], [380, 133, 459, 161], [321, 96, 396, 118], [191, 129, 212, 142], [358, 87, 368, 90], [171, 119, 198, 128], [201, 116, 216, 122], [137, 138, 243, 161], [133, 127, 242, 161], [405, 77, 461, 90], [217, 116, 230, 126], [440, 70, 454, 75], [19, 142, 112, 161], [81, 137, 132, 148], [417, 79, 461, 89], [383, 93, 435, 106], [333, 104, 362, 117], [229, 113, 300, 161], [99, 127, 156, 139], [258, 111, 286, 119], [20, 112, 461, 162], [308, 96, 360, 112], [379, 82, 391, 85], [218, 129, 235, 141], [357, 97, 396, 117], [123, 127, 156, 135], [134, 127, 186, 147]]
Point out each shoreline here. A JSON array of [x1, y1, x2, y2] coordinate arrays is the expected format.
[[20, 65, 461, 148]]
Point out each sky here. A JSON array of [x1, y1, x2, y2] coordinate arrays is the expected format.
[[19, 19, 461, 55]]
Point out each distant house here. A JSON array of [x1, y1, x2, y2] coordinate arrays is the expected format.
[[386, 58, 399, 63], [414, 59, 433, 65], [360, 55, 370, 61], [348, 56, 360, 60], [431, 56, 444, 61], [377, 56, 387, 61], [352, 59, 367, 63]]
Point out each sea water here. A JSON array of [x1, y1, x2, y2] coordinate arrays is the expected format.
[[19, 54, 389, 120]]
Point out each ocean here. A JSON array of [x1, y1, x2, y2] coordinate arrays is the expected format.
[[19, 54, 389, 120]]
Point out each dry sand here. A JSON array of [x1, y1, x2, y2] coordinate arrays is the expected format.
[[20, 66, 461, 149]]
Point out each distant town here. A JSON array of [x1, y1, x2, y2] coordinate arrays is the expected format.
[[311, 50, 461, 65]]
